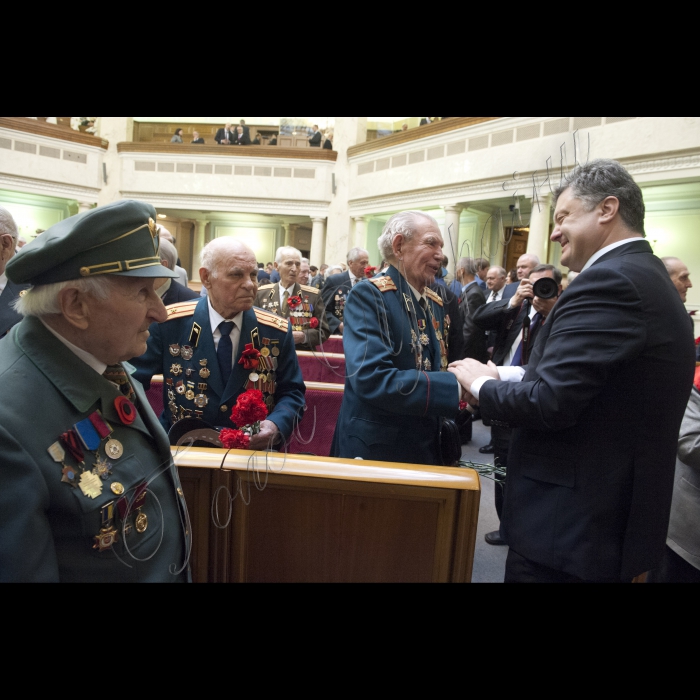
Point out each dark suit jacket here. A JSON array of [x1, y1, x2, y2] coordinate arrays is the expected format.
[[215, 128, 236, 145], [309, 132, 322, 147], [321, 271, 352, 335], [481, 282, 519, 352], [191, 138, 205, 144], [459, 282, 489, 363], [332, 266, 460, 466], [258, 270, 271, 284], [0, 280, 30, 339], [161, 280, 200, 308], [473, 296, 528, 366], [132, 298, 306, 439], [480, 241, 696, 581], [233, 133, 251, 146]]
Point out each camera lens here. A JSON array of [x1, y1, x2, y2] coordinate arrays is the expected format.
[[533, 277, 559, 300]]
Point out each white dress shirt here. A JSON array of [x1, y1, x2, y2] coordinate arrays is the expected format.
[[349, 271, 359, 288], [0, 272, 7, 294], [40, 319, 107, 377], [487, 287, 504, 304], [208, 299, 243, 365], [580, 237, 644, 273]]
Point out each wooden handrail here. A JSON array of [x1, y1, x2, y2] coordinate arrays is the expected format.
[[173, 446, 479, 491], [152, 375, 344, 392], [117, 142, 338, 161], [0, 117, 109, 149], [348, 117, 503, 157]]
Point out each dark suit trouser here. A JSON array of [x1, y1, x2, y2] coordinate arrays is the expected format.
[[492, 425, 512, 525], [505, 550, 623, 584], [648, 546, 700, 584]]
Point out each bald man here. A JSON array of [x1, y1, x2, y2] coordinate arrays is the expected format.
[[663, 257, 693, 304], [0, 207, 30, 338], [131, 238, 305, 449], [516, 254, 540, 281]]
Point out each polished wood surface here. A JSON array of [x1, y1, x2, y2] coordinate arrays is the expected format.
[[117, 142, 338, 161], [175, 448, 481, 583], [0, 117, 109, 149], [347, 117, 502, 157]]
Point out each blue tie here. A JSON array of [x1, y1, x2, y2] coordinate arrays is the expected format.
[[217, 321, 235, 387]]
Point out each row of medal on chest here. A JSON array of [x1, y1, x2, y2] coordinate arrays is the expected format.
[[48, 411, 162, 552]]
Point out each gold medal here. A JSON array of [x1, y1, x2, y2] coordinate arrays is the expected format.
[[194, 394, 209, 408], [181, 346, 194, 361], [79, 471, 103, 500], [186, 390, 195, 401], [171, 364, 183, 376], [93, 526, 119, 552], [261, 347, 271, 358], [200, 368, 211, 379], [135, 512, 149, 534], [111, 482, 125, 496], [106, 439, 124, 459]]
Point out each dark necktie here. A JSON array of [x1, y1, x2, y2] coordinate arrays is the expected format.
[[512, 313, 543, 367], [419, 297, 428, 314], [104, 365, 136, 402], [217, 321, 235, 387], [491, 291, 498, 302]]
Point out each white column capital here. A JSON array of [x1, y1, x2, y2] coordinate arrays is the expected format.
[[443, 204, 464, 215], [353, 216, 366, 223], [312, 216, 327, 224], [78, 202, 96, 213]]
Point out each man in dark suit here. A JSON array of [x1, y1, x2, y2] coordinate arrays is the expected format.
[[322, 248, 370, 336], [455, 257, 488, 363], [257, 264, 271, 284], [0, 207, 30, 339], [215, 123, 234, 145], [308, 125, 322, 147], [191, 131, 205, 144], [450, 160, 696, 582], [233, 126, 251, 146], [155, 239, 200, 307]]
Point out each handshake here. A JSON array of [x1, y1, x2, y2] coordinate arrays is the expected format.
[[448, 359, 500, 410]]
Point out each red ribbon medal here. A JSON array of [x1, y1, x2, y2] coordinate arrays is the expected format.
[[115, 396, 137, 426]]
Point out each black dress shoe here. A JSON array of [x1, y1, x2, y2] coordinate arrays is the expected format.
[[479, 444, 495, 454], [485, 531, 507, 546]]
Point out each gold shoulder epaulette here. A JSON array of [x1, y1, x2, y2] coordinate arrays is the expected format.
[[254, 308, 290, 331], [165, 301, 199, 321], [369, 277, 397, 292], [425, 288, 444, 307], [300, 285, 320, 295], [258, 284, 275, 291]]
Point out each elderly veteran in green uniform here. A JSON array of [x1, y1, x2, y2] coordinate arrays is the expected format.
[[131, 238, 306, 450], [255, 246, 330, 351], [331, 211, 467, 467], [0, 200, 189, 583]]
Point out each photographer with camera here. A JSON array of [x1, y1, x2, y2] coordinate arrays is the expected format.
[[470, 265, 563, 545]]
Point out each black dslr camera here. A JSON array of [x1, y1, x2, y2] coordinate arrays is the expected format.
[[533, 277, 559, 300]]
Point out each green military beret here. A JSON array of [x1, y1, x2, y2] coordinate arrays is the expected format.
[[6, 200, 178, 286]]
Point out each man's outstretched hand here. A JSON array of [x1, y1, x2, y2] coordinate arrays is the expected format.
[[449, 359, 500, 404]]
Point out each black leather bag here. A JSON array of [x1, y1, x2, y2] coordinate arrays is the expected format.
[[439, 418, 463, 467]]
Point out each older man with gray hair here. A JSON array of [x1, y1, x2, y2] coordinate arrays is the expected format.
[[331, 211, 465, 467], [322, 247, 370, 336], [0, 206, 30, 338], [0, 200, 191, 582], [153, 238, 200, 307], [255, 246, 330, 351], [132, 237, 305, 446]]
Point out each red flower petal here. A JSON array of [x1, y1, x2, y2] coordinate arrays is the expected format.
[[115, 396, 137, 425]]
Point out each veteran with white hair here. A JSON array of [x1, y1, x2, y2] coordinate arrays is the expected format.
[[322, 247, 370, 336], [0, 200, 190, 583], [131, 238, 305, 448], [331, 211, 466, 467], [0, 206, 30, 338]]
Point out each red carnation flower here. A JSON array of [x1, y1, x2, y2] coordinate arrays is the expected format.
[[288, 295, 302, 310], [220, 429, 251, 450], [695, 366, 700, 393], [238, 343, 261, 371], [365, 266, 378, 278], [695, 337, 700, 347], [231, 390, 268, 428], [309, 317, 320, 329], [459, 401, 469, 412]]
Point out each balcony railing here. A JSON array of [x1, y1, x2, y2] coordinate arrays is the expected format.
[[117, 142, 337, 161], [0, 117, 108, 149]]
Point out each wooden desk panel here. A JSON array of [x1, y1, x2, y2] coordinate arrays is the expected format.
[[177, 450, 480, 583]]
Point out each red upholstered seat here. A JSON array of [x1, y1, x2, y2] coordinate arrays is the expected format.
[[296, 351, 346, 383], [287, 383, 344, 457], [317, 336, 344, 354]]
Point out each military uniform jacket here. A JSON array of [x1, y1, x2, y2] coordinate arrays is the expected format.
[[0, 279, 30, 339], [321, 271, 352, 335], [131, 297, 306, 440], [0, 318, 189, 583], [332, 265, 461, 467], [255, 283, 330, 351]]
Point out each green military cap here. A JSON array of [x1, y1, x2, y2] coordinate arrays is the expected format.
[[6, 200, 178, 286]]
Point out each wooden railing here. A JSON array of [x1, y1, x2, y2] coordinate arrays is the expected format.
[[117, 142, 338, 161], [174, 448, 481, 583], [348, 117, 502, 157], [0, 117, 109, 149]]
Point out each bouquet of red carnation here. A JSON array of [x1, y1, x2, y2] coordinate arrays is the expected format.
[[220, 390, 269, 450], [365, 266, 378, 278], [288, 295, 302, 311], [307, 317, 319, 330]]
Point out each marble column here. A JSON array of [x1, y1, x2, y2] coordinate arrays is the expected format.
[[527, 193, 553, 264], [353, 217, 367, 250], [97, 117, 134, 207], [192, 219, 208, 282], [310, 217, 327, 266], [442, 205, 463, 263], [326, 117, 368, 264], [78, 202, 95, 213]]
